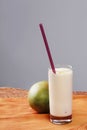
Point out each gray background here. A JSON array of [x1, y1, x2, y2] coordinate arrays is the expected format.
[[0, 0, 87, 91]]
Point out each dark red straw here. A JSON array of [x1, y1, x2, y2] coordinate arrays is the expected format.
[[39, 24, 56, 74]]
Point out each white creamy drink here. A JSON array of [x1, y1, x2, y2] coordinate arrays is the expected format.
[[48, 65, 73, 124]]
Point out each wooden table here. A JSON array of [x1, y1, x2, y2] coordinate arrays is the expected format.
[[0, 87, 87, 130]]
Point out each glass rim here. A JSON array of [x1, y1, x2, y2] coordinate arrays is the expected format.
[[48, 64, 72, 70]]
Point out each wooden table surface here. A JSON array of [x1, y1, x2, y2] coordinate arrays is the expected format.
[[0, 87, 87, 130]]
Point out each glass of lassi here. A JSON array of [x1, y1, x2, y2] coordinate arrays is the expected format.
[[48, 65, 73, 124]]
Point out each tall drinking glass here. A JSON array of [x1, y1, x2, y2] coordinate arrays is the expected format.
[[48, 65, 73, 124]]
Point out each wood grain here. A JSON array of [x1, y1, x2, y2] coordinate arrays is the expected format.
[[0, 87, 87, 130]]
